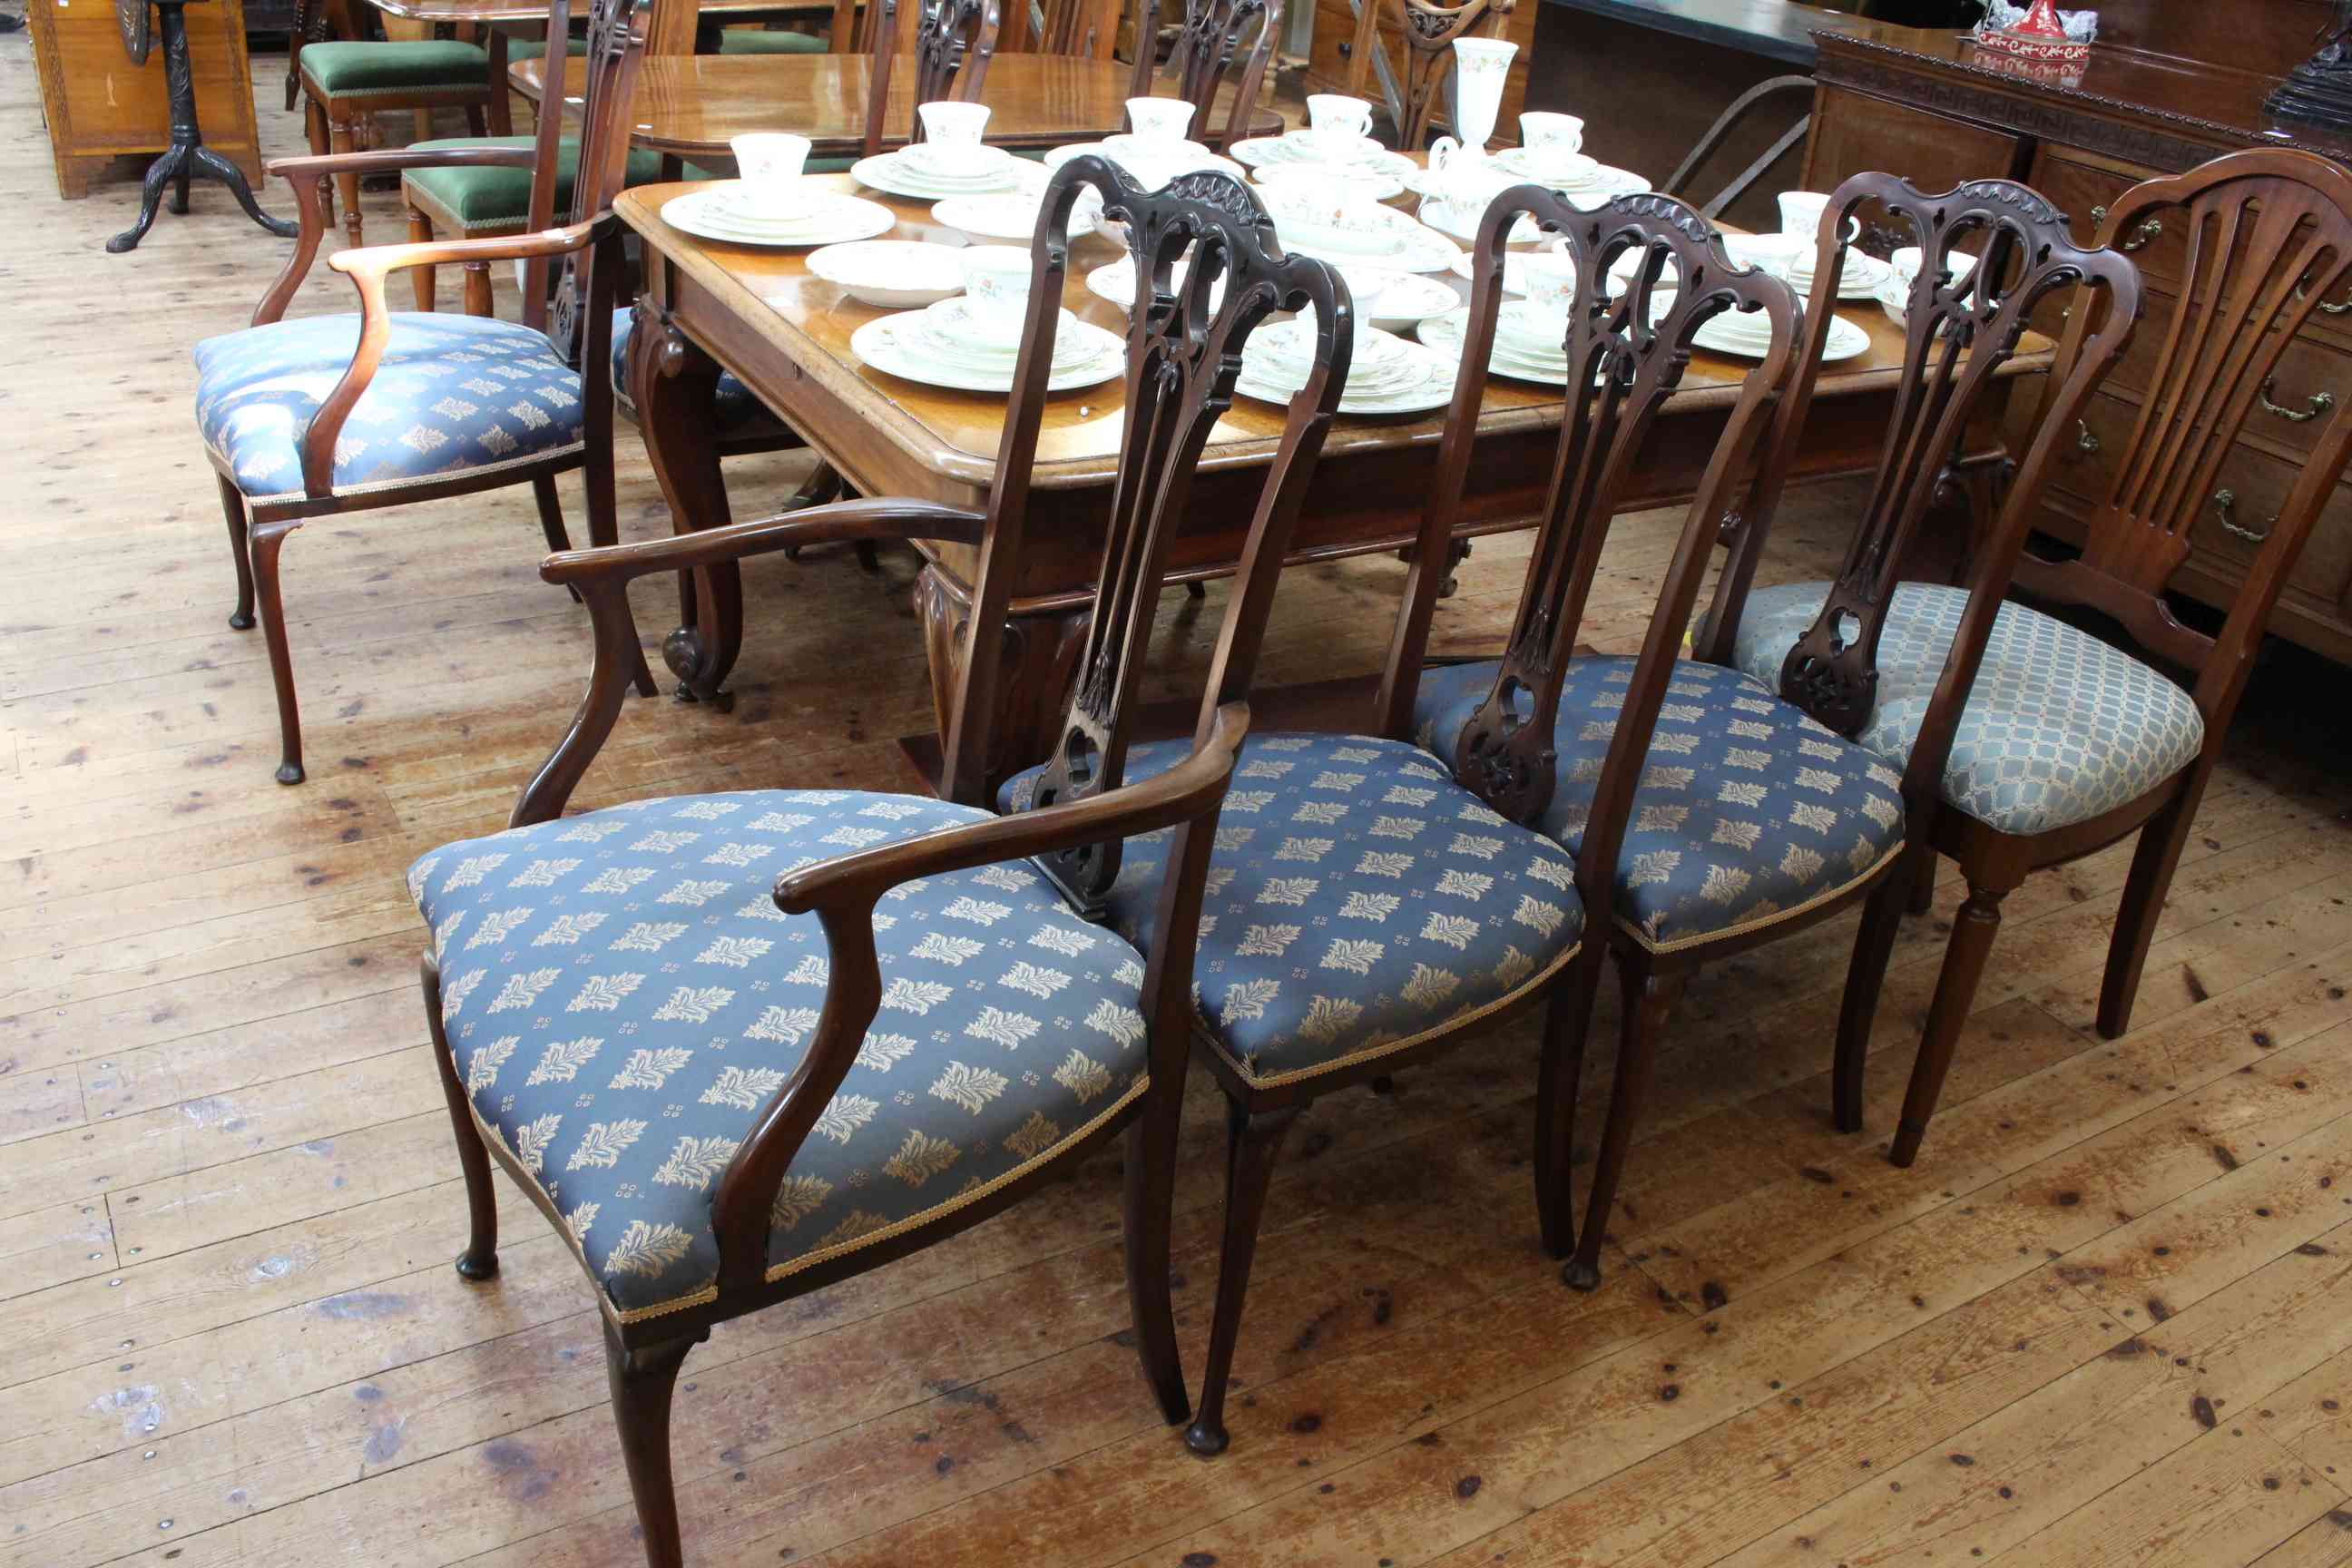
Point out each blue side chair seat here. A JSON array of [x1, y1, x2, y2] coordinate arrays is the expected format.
[[1003, 733, 1586, 1087], [609, 307, 767, 429], [194, 313, 585, 504], [410, 789, 1155, 1322], [1414, 657, 1908, 952], [1730, 581, 2205, 837]]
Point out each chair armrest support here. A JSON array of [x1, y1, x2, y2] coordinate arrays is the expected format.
[[706, 701, 1250, 1301]]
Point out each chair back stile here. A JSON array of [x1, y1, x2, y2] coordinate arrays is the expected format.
[[1694, 174, 2140, 826], [864, 0, 1000, 159], [952, 162, 1352, 912], [2017, 150, 2352, 730]]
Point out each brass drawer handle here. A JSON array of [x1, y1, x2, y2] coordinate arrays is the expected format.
[[2089, 205, 2161, 252], [2073, 419, 2099, 456], [2294, 275, 2352, 315], [2258, 377, 2335, 424], [2211, 488, 2276, 544]]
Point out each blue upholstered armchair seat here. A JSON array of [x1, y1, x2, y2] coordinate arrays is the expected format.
[[1415, 658, 1907, 952], [610, 308, 766, 428], [410, 789, 1153, 1322], [194, 313, 585, 504], [1001, 735, 1585, 1087], [1731, 581, 2205, 837]]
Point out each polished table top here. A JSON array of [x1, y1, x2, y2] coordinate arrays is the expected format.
[[366, 0, 826, 18], [516, 54, 1287, 160], [613, 172, 2047, 494]]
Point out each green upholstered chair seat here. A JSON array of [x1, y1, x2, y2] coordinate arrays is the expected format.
[[405, 136, 664, 232], [298, 40, 491, 98], [717, 26, 828, 52], [503, 33, 587, 62]]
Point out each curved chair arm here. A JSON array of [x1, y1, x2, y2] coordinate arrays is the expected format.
[[285, 215, 615, 504], [510, 497, 993, 828], [706, 700, 1252, 1301], [254, 147, 544, 328]]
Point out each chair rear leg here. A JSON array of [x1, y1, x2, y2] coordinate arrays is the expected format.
[[1184, 1100, 1299, 1457], [1833, 864, 1912, 1133], [217, 475, 256, 631], [250, 523, 307, 785], [462, 260, 493, 316], [406, 209, 437, 310], [422, 952, 500, 1279], [1121, 1095, 1190, 1426], [1890, 877, 2013, 1168], [603, 1319, 707, 1568], [1564, 960, 1682, 1292], [2096, 784, 2202, 1041], [1905, 845, 1936, 915], [1534, 946, 1604, 1259], [328, 113, 363, 244]]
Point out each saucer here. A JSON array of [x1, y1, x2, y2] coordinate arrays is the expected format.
[[852, 313, 1126, 393], [851, 152, 1037, 201]]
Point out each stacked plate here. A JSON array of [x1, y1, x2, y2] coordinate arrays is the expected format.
[[1083, 255, 1229, 314], [1081, 257, 1457, 332], [931, 189, 1100, 243], [1040, 141, 1244, 182], [1260, 195, 1460, 273], [1235, 314, 1455, 416], [1230, 129, 1418, 183], [1253, 160, 1406, 204], [660, 184, 897, 247], [1787, 241, 1894, 302], [1685, 301, 1873, 363], [850, 297, 1126, 394], [1416, 303, 1587, 387], [1489, 143, 1600, 185], [1414, 162, 1652, 242], [851, 142, 1040, 202]]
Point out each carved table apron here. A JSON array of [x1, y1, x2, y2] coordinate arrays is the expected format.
[[616, 178, 2043, 799]]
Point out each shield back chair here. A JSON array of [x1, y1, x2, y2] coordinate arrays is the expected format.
[[196, 0, 662, 787], [1346, 0, 1514, 152], [1720, 150, 2352, 1166], [1004, 0, 1112, 54], [994, 199, 1826, 1462], [1124, 0, 1282, 155], [297, 24, 507, 247], [1388, 186, 1889, 1301], [413, 159, 1353, 1568], [1657, 74, 1814, 225]]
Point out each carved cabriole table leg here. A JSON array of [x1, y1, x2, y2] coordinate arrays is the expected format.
[[629, 299, 742, 710], [916, 564, 1093, 802]]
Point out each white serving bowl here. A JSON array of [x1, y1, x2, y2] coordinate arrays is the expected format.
[[805, 240, 967, 308]]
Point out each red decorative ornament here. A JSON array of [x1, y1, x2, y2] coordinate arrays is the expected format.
[[1975, 0, 2091, 68]]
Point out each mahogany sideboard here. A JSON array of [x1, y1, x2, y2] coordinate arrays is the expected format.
[[1799, 2, 2352, 665]]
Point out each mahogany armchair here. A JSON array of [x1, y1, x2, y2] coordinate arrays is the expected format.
[[193, 0, 658, 784], [1722, 152, 2352, 1165], [413, 159, 1356, 1566]]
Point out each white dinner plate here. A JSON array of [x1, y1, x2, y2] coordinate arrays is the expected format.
[[851, 314, 1127, 393], [850, 152, 1038, 201], [929, 192, 1095, 243], [661, 189, 897, 248], [1229, 135, 1418, 181]]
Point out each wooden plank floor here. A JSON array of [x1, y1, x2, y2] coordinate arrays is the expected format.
[[8, 46, 2352, 1568]]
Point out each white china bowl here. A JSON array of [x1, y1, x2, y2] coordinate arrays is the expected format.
[[805, 240, 967, 308]]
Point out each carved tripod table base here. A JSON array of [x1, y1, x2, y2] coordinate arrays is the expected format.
[[108, 0, 299, 254]]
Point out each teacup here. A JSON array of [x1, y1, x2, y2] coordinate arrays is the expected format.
[[1720, 231, 1803, 278], [1306, 93, 1375, 156], [730, 132, 815, 218], [1124, 96, 1197, 145], [1518, 111, 1583, 152], [1518, 250, 1578, 324], [916, 101, 995, 175], [1777, 190, 1832, 241], [958, 245, 1035, 340]]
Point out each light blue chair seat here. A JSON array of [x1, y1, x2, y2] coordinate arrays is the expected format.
[[1415, 657, 1907, 952], [609, 308, 767, 428], [1002, 734, 1585, 1087], [193, 313, 583, 504], [1731, 581, 2205, 837], [411, 789, 1153, 1321]]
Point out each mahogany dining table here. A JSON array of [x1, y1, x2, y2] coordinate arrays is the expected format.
[[511, 52, 1288, 164], [612, 170, 2047, 804]]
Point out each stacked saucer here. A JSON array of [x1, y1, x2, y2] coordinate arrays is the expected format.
[[1235, 312, 1455, 416], [1040, 140, 1243, 181], [1253, 159, 1406, 204], [852, 142, 1040, 202], [1414, 162, 1653, 241], [850, 297, 1125, 394], [1259, 190, 1461, 272], [1230, 129, 1418, 183], [1080, 256, 1455, 332], [1685, 300, 1873, 363], [1416, 303, 1589, 387], [1786, 240, 1893, 302], [1082, 254, 1230, 314], [659, 183, 897, 247]]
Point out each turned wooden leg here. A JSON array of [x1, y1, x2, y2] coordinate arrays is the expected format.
[[2096, 780, 2204, 1041], [1122, 1096, 1191, 1426], [1565, 961, 1682, 1292], [1833, 862, 1912, 1134], [461, 260, 493, 317], [422, 952, 499, 1279], [1185, 1101, 1299, 1457], [1534, 946, 1604, 1259], [603, 1318, 707, 1568], [405, 208, 437, 310], [250, 522, 306, 786], [217, 474, 256, 632], [1890, 877, 2014, 1168], [304, 98, 334, 229], [462, 103, 488, 137], [328, 115, 362, 245]]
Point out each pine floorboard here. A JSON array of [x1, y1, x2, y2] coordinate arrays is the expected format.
[[6, 37, 2352, 1568]]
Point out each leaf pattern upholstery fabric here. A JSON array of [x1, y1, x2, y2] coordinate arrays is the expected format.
[[194, 314, 585, 503], [410, 790, 1152, 1322], [610, 309, 766, 428], [1000, 735, 1584, 1086], [1415, 658, 1907, 952], [1731, 581, 2205, 836]]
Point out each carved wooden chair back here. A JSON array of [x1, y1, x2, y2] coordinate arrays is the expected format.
[[956, 161, 1354, 908], [1381, 186, 1797, 938], [1348, 0, 1513, 152], [1696, 173, 2141, 819], [2021, 148, 2352, 731], [865, 0, 1000, 158], [525, 0, 652, 377], [1005, 0, 1111, 54], [1124, 0, 1281, 152]]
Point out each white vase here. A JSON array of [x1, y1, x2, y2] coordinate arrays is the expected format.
[[1449, 36, 1519, 155]]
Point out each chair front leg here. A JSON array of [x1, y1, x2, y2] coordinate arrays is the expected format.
[[1890, 872, 2017, 1167], [1834, 860, 1915, 1134], [250, 520, 307, 785], [1185, 1098, 1300, 1457], [327, 113, 364, 245], [1122, 1093, 1190, 1427], [422, 951, 499, 1279], [1534, 946, 1605, 1259], [217, 475, 256, 631], [461, 260, 493, 317], [603, 1318, 708, 1568], [1564, 958, 1683, 1292], [405, 208, 438, 311]]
